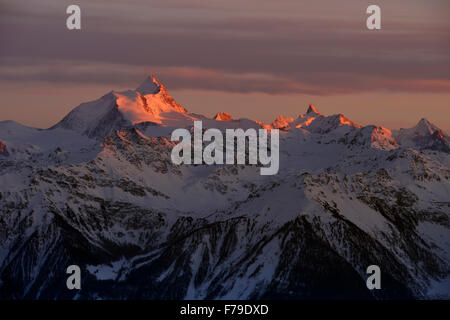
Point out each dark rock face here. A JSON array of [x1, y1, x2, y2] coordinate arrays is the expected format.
[[0, 209, 420, 300]]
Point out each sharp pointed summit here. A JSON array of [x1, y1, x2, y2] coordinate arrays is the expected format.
[[136, 74, 161, 95], [306, 104, 321, 115], [291, 104, 360, 134], [414, 118, 441, 136], [214, 112, 233, 121], [53, 74, 189, 138], [393, 118, 449, 152]]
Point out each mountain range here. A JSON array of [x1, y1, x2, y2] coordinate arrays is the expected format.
[[0, 75, 449, 299]]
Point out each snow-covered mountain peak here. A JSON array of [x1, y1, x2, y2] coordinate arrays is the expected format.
[[136, 74, 161, 95], [414, 118, 441, 136], [293, 108, 360, 134], [214, 112, 233, 121], [393, 118, 449, 152], [53, 76, 190, 137], [306, 104, 322, 115], [352, 125, 399, 150], [113, 84, 187, 125], [271, 115, 294, 130]]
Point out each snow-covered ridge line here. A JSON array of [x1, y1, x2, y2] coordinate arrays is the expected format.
[[1, 75, 448, 156]]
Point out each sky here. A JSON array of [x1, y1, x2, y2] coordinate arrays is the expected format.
[[0, 0, 449, 131]]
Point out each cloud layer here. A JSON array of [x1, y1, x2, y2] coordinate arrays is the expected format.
[[1, 0, 449, 95]]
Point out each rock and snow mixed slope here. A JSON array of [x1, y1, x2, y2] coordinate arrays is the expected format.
[[0, 76, 449, 300], [52, 75, 192, 138], [393, 118, 450, 153]]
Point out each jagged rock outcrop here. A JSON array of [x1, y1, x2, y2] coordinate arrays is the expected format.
[[214, 112, 233, 121]]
